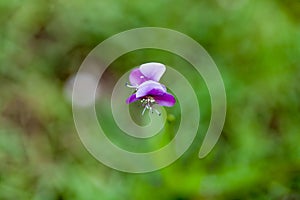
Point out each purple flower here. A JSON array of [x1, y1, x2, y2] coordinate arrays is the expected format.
[[126, 80, 176, 106], [126, 62, 176, 115]]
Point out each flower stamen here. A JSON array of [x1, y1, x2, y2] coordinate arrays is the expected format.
[[140, 97, 161, 116], [125, 82, 138, 89]]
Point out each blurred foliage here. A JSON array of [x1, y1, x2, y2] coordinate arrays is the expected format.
[[1, 0, 300, 199]]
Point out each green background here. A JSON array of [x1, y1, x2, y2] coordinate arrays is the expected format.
[[1, 0, 300, 199]]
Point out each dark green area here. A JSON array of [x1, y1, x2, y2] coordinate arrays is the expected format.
[[1, 0, 300, 199]]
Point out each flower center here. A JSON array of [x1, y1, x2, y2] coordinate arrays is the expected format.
[[140, 97, 161, 116]]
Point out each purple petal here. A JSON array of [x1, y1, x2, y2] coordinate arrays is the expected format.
[[129, 68, 148, 86], [136, 80, 166, 98], [154, 92, 176, 107], [126, 93, 139, 104], [140, 62, 166, 82]]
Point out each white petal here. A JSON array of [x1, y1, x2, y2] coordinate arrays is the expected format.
[[140, 62, 166, 82]]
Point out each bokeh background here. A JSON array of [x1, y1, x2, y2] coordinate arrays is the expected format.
[[1, 0, 300, 199]]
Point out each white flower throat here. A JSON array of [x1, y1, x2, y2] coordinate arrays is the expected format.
[[140, 97, 161, 116]]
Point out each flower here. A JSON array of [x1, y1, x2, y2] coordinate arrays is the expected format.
[[126, 62, 176, 115], [126, 80, 176, 105], [127, 62, 166, 88]]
